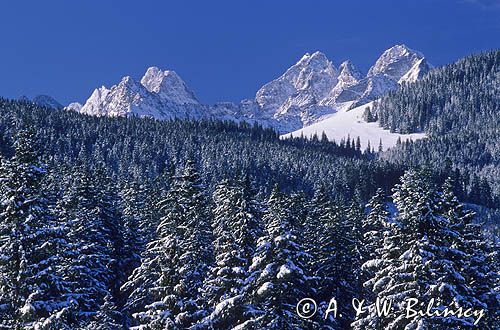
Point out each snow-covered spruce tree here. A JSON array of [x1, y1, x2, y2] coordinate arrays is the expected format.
[[0, 150, 19, 330], [120, 169, 182, 329], [412, 174, 490, 329], [440, 178, 499, 328], [290, 190, 339, 329], [353, 195, 402, 330], [360, 188, 390, 300], [122, 160, 213, 329], [304, 186, 331, 283], [119, 181, 151, 285], [52, 165, 115, 327], [241, 185, 320, 329], [302, 185, 348, 327], [93, 165, 126, 302], [306, 192, 363, 328], [85, 293, 123, 330], [354, 170, 485, 329], [304, 186, 329, 251], [0, 129, 67, 329], [194, 178, 261, 329], [171, 160, 213, 327], [144, 162, 176, 242], [330, 196, 364, 326], [29, 165, 79, 330], [120, 201, 180, 329]]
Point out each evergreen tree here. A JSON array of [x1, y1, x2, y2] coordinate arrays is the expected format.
[[122, 160, 213, 329], [119, 181, 149, 290], [440, 178, 500, 328], [86, 293, 123, 330], [195, 178, 261, 329], [336, 197, 364, 326], [355, 170, 491, 329], [241, 185, 319, 329], [360, 188, 389, 298], [0, 129, 65, 329], [304, 185, 331, 279], [53, 166, 115, 327]]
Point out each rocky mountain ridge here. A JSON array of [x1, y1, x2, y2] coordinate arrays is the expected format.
[[67, 44, 431, 133]]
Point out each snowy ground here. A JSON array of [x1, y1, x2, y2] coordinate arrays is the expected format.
[[281, 102, 426, 151]]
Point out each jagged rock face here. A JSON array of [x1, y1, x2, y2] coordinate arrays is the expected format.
[[351, 74, 399, 108], [399, 58, 431, 83], [337, 60, 363, 86], [80, 70, 204, 120], [92, 76, 164, 118], [80, 86, 111, 116], [72, 44, 431, 133], [335, 44, 431, 109], [255, 44, 430, 127], [140, 67, 199, 105], [368, 44, 430, 83], [256, 51, 338, 114], [321, 60, 363, 107]]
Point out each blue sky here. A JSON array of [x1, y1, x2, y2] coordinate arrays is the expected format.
[[0, 0, 498, 105]]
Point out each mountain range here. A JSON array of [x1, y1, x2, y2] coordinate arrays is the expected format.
[[61, 44, 431, 134]]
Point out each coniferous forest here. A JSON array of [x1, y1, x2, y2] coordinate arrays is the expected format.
[[0, 51, 498, 329]]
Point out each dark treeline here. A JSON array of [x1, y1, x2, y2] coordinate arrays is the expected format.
[[0, 95, 496, 209], [0, 97, 408, 203], [0, 130, 498, 329]]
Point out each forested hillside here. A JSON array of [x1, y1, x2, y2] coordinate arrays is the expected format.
[[0, 128, 498, 329], [0, 98, 407, 201], [371, 50, 499, 203]]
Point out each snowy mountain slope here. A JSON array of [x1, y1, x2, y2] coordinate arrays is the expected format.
[[71, 44, 431, 134], [398, 58, 431, 83], [281, 102, 426, 151]]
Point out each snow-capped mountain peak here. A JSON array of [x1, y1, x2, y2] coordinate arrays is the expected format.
[[255, 51, 338, 115], [80, 68, 203, 119], [82, 86, 110, 116], [368, 44, 428, 83], [296, 51, 329, 66], [294, 51, 338, 94], [140, 67, 199, 105]]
